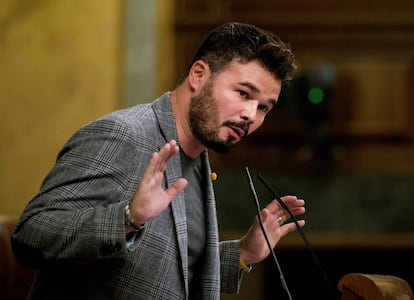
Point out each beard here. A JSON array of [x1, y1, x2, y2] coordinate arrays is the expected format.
[[189, 80, 249, 153]]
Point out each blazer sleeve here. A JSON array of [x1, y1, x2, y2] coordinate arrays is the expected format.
[[219, 239, 245, 294], [11, 117, 158, 268]]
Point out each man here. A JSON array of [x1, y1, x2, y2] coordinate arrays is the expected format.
[[12, 22, 305, 299]]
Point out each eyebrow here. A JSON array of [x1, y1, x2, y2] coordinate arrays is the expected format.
[[239, 82, 278, 107]]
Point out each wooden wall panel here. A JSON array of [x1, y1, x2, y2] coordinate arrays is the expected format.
[[174, 0, 414, 173]]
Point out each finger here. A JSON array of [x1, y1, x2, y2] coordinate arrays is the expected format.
[[266, 196, 301, 215], [261, 208, 271, 222], [165, 178, 188, 199], [278, 199, 305, 216], [262, 209, 285, 232], [154, 141, 175, 169], [281, 196, 305, 207], [289, 206, 306, 215], [151, 140, 179, 173], [277, 216, 284, 226], [279, 220, 305, 236], [278, 207, 305, 224], [160, 140, 179, 161], [264, 199, 286, 214]]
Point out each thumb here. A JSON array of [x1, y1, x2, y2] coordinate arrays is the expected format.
[[165, 178, 188, 199]]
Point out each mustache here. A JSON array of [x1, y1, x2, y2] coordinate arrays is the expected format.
[[223, 120, 250, 136]]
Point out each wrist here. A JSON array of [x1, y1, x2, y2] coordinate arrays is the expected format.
[[124, 201, 145, 231], [239, 256, 252, 273]]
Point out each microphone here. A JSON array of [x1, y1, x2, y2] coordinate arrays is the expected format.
[[245, 167, 293, 300], [257, 174, 340, 300]]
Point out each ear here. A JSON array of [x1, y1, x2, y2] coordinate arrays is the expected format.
[[188, 60, 210, 91]]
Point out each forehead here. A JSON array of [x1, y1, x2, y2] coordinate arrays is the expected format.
[[214, 59, 281, 97]]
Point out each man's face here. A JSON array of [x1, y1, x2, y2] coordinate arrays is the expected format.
[[189, 59, 281, 153]]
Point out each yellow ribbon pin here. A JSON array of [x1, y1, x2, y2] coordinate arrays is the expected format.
[[210, 172, 217, 181]]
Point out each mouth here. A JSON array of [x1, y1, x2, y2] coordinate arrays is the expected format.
[[228, 125, 247, 139]]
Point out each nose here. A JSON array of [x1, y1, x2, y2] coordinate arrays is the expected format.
[[240, 100, 258, 123]]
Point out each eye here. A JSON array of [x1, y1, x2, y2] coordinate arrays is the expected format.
[[258, 104, 269, 113], [239, 90, 248, 98]]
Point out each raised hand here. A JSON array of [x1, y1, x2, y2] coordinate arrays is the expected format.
[[240, 195, 305, 265], [128, 140, 188, 227]]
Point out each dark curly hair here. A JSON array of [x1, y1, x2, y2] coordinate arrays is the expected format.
[[178, 22, 297, 85]]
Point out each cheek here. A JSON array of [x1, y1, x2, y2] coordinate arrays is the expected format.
[[215, 100, 236, 120], [214, 86, 240, 109]]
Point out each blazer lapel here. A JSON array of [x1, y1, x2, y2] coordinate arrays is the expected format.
[[166, 156, 189, 296], [199, 151, 221, 298], [153, 93, 190, 296], [152, 93, 220, 298]]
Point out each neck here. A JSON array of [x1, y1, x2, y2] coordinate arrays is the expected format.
[[170, 88, 206, 159]]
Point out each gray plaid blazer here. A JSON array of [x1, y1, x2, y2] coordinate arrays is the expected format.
[[12, 92, 242, 299]]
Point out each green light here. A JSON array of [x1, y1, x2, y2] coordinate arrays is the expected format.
[[307, 87, 324, 104]]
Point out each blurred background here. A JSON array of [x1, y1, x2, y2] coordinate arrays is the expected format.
[[1, 0, 413, 299]]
